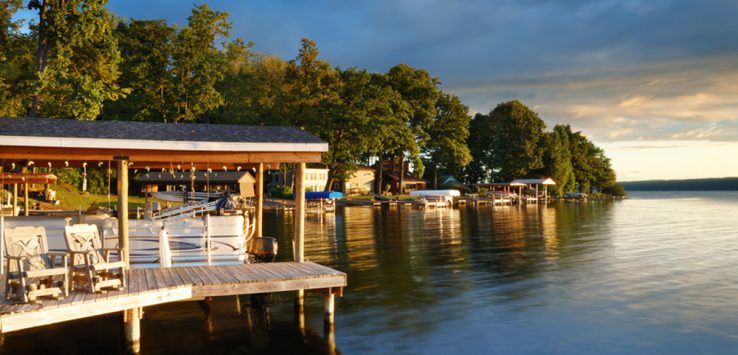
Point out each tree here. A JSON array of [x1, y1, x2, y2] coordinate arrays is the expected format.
[[28, 0, 126, 119], [538, 124, 575, 196], [423, 93, 472, 188], [103, 19, 175, 121], [171, 4, 230, 122], [472, 100, 546, 182], [565, 126, 621, 194], [0, 0, 34, 116], [385, 64, 440, 188]]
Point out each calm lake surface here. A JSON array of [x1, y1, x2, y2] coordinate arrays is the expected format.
[[4, 191, 738, 354]]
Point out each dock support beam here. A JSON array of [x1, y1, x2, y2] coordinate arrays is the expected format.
[[124, 308, 141, 353], [12, 184, 17, 216], [294, 162, 305, 311], [324, 291, 335, 324], [256, 163, 264, 238], [117, 159, 130, 267], [23, 182, 28, 216]]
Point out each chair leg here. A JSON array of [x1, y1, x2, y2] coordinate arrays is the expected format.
[[19, 277, 28, 304], [63, 270, 69, 297]]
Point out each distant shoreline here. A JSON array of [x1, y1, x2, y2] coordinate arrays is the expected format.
[[620, 177, 738, 191]]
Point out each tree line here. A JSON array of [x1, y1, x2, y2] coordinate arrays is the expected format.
[[0, 1, 624, 196]]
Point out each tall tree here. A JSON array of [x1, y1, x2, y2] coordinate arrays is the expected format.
[[28, 0, 126, 119], [472, 100, 546, 182], [538, 124, 575, 196], [171, 4, 229, 122], [103, 19, 175, 121], [0, 0, 34, 116], [423, 93, 472, 188], [385, 64, 440, 188]]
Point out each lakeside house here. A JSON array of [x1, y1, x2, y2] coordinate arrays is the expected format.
[[267, 167, 329, 193], [339, 165, 375, 195]]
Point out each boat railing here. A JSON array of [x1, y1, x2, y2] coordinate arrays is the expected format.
[[152, 200, 219, 221]]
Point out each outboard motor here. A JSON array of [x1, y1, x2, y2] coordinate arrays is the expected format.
[[248, 236, 278, 263]]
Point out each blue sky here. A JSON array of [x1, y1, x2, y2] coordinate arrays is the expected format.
[[14, 0, 738, 180]]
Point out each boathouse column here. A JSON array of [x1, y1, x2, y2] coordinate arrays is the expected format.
[[116, 159, 130, 266], [256, 163, 264, 238], [294, 162, 306, 310], [23, 182, 29, 216], [117, 158, 140, 351], [12, 184, 17, 216]]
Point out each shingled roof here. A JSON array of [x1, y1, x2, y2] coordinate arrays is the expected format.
[[0, 117, 325, 144], [135, 171, 255, 185]]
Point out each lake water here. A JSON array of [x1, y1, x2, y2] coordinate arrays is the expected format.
[[4, 191, 738, 354]]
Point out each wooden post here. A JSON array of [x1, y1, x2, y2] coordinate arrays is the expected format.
[[294, 162, 306, 311], [324, 290, 335, 324], [118, 160, 138, 352], [256, 163, 264, 238], [12, 184, 17, 216], [23, 182, 29, 216], [125, 308, 141, 353], [117, 160, 130, 267]]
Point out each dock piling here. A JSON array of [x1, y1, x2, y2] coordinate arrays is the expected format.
[[124, 308, 141, 353]]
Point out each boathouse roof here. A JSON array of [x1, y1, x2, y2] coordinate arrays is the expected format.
[[0, 117, 326, 151], [0, 117, 327, 169]]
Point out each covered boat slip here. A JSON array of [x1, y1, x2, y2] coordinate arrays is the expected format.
[[0, 117, 345, 349]]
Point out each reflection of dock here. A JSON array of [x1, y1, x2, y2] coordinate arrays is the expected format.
[[0, 262, 346, 338]]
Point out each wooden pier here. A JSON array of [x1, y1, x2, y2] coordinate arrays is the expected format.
[[0, 262, 346, 335]]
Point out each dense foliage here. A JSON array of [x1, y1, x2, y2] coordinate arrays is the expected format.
[[1, 2, 623, 195]]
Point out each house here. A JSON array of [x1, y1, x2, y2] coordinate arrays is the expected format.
[[268, 167, 329, 193], [379, 159, 427, 194], [340, 166, 375, 195]]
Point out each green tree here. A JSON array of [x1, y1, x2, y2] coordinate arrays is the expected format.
[[385, 64, 440, 188], [538, 124, 575, 196], [0, 0, 34, 116], [472, 100, 546, 182], [423, 93, 472, 188], [103, 19, 175, 121], [28, 0, 126, 119], [171, 4, 230, 122]]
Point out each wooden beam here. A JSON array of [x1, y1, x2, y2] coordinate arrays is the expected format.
[[125, 308, 141, 353], [0, 286, 191, 333], [0, 146, 323, 164], [12, 184, 17, 217], [294, 162, 306, 311], [255, 163, 264, 238], [117, 160, 129, 269], [23, 182, 28, 217]]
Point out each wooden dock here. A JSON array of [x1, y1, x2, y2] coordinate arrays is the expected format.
[[0, 262, 346, 334]]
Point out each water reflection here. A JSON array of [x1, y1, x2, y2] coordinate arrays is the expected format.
[[5, 193, 738, 354]]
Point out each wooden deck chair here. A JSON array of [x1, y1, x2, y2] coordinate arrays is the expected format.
[[3, 226, 69, 303], [64, 224, 126, 293]]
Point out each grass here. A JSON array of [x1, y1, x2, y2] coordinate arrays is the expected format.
[[11, 183, 165, 211]]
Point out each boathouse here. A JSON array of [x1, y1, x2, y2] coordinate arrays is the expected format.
[[0, 117, 346, 351]]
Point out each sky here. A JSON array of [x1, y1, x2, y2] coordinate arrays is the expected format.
[[14, 0, 738, 181]]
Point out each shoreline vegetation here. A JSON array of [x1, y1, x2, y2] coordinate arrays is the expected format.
[[1, 2, 623, 198]]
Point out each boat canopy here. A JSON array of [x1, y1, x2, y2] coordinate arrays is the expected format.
[[511, 178, 556, 185], [305, 191, 344, 199], [409, 189, 461, 197]]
